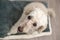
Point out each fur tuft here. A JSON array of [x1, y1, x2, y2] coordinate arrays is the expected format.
[[48, 8, 55, 18]]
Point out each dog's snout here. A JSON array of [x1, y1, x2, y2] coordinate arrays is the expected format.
[[18, 26, 23, 32]]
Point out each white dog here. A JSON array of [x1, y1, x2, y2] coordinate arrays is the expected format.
[[8, 2, 55, 35]]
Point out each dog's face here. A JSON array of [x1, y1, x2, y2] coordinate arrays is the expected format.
[[18, 8, 47, 34]]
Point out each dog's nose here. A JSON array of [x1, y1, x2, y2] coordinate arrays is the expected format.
[[18, 26, 23, 32]]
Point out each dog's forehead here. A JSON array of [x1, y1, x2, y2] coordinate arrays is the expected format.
[[29, 8, 45, 17]]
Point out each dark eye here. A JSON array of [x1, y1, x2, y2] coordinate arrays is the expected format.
[[33, 23, 37, 27], [27, 16, 32, 20]]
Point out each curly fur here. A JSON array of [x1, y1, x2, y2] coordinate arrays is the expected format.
[[7, 2, 55, 35]]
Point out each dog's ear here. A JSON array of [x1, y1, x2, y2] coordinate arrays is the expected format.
[[23, 8, 33, 15], [47, 8, 55, 18]]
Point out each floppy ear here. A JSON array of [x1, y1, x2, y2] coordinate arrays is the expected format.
[[47, 8, 55, 18]]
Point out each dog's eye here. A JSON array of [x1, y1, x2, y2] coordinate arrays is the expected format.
[[27, 16, 32, 20], [33, 23, 37, 27]]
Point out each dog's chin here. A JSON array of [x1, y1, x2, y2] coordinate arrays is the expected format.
[[22, 30, 36, 34], [17, 30, 30, 34]]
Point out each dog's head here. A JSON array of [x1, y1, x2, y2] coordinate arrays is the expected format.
[[17, 8, 48, 34], [17, 2, 55, 34]]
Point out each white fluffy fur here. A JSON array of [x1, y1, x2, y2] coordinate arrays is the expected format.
[[7, 2, 55, 35]]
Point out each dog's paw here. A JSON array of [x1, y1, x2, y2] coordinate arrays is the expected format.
[[7, 32, 12, 35], [7, 32, 17, 35], [7, 30, 17, 35]]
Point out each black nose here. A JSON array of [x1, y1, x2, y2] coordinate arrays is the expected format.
[[18, 26, 23, 32]]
